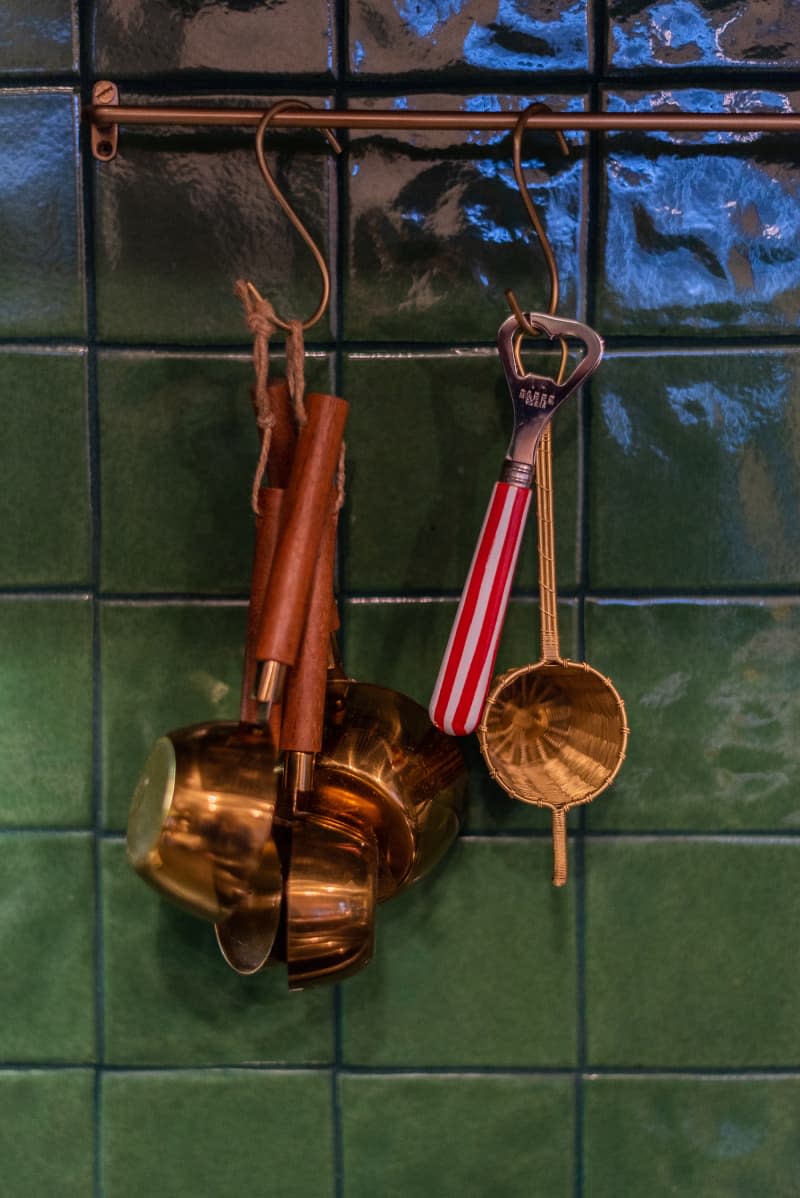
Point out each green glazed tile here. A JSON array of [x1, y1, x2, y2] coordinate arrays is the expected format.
[[0, 833, 94, 1061], [584, 1077, 800, 1198], [0, 93, 83, 338], [98, 354, 257, 592], [343, 597, 578, 832], [348, 1, 589, 74], [0, 599, 92, 827], [102, 842, 334, 1065], [0, 0, 76, 73], [0, 1071, 93, 1198], [586, 600, 800, 832], [598, 91, 800, 336], [345, 95, 586, 341], [100, 602, 248, 829], [341, 1075, 574, 1198], [103, 1069, 333, 1198], [343, 353, 580, 592], [585, 840, 800, 1067], [93, 1, 334, 75], [0, 351, 89, 586], [590, 350, 800, 589], [95, 103, 336, 343], [342, 839, 577, 1066]]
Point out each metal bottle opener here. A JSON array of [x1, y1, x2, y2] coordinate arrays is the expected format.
[[429, 312, 604, 737]]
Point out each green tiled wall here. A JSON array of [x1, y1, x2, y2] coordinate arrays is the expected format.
[[2, 2, 800, 1195]]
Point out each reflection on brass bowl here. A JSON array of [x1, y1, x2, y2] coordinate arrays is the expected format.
[[213, 832, 283, 975], [298, 679, 467, 901], [282, 816, 378, 991], [127, 721, 280, 923]]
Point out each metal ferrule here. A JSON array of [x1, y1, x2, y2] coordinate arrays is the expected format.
[[284, 751, 316, 805], [256, 659, 287, 707], [499, 459, 533, 488]]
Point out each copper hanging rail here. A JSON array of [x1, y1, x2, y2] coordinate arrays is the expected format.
[[85, 82, 800, 160]]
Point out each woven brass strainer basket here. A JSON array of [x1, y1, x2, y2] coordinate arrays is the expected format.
[[479, 659, 628, 808]]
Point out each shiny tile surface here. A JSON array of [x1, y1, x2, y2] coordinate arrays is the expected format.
[[100, 602, 246, 829], [9, 2, 800, 1191], [609, 2, 800, 69], [93, 0, 335, 76], [0, 0, 76, 73], [585, 840, 800, 1066], [98, 354, 254, 592], [345, 95, 586, 341], [94, 100, 336, 343], [343, 352, 580, 591], [102, 843, 334, 1065], [590, 350, 800, 589], [102, 1070, 334, 1198], [586, 600, 800, 831], [0, 92, 83, 337], [598, 90, 800, 335], [341, 1075, 574, 1198], [584, 1077, 800, 1198], [0, 1071, 93, 1198], [0, 834, 94, 1061], [0, 600, 92, 828], [342, 839, 577, 1067], [0, 351, 89, 586], [348, 0, 590, 74]]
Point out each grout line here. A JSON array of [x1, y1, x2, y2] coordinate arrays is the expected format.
[[75, 7, 105, 1192], [331, 9, 349, 1196], [1, 1060, 800, 1079]]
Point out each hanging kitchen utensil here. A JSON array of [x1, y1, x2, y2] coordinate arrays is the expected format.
[[477, 106, 628, 886], [283, 499, 380, 989], [126, 383, 295, 926], [215, 382, 297, 973], [429, 310, 602, 738]]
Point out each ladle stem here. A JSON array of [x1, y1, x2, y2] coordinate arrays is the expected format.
[[551, 809, 568, 888], [535, 426, 560, 662]]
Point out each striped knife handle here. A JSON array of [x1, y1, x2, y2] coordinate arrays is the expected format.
[[429, 481, 531, 736]]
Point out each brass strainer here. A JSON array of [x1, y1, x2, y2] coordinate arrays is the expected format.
[[478, 377, 628, 886]]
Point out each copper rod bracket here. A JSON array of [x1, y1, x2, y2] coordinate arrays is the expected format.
[[90, 81, 119, 161], [83, 85, 800, 156]]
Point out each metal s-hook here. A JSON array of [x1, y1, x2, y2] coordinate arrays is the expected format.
[[254, 99, 342, 332], [504, 101, 570, 352]]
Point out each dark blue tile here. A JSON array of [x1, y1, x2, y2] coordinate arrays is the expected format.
[[598, 89, 800, 335], [349, 0, 590, 75]]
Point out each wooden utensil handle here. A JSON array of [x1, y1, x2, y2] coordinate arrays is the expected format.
[[429, 481, 531, 736], [281, 502, 338, 753], [255, 392, 348, 668], [240, 489, 285, 723]]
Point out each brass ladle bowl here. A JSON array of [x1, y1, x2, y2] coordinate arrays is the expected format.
[[127, 721, 280, 923], [299, 660, 467, 902], [276, 815, 379, 990]]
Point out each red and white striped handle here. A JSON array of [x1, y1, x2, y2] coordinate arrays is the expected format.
[[429, 481, 531, 736]]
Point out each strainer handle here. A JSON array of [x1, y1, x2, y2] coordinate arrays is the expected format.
[[429, 481, 531, 736]]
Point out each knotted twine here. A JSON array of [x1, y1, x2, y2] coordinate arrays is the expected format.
[[235, 279, 345, 514]]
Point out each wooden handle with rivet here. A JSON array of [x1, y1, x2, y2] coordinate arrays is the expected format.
[[255, 391, 348, 671]]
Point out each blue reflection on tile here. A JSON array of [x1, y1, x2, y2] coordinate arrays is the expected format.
[[394, 0, 472, 40], [611, 0, 800, 68], [349, 0, 588, 74], [464, 0, 589, 71], [665, 372, 787, 452], [600, 90, 800, 333]]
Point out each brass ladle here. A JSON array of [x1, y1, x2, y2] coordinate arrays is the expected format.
[[477, 108, 628, 887]]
